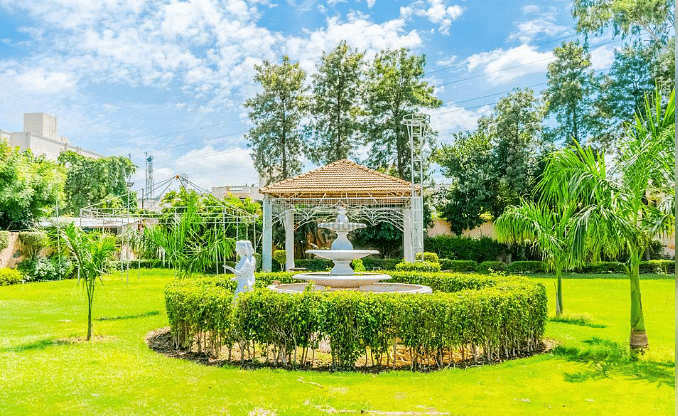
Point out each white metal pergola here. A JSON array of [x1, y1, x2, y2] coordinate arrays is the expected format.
[[259, 159, 422, 272]]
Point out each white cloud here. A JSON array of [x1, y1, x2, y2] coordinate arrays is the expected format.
[[435, 55, 457, 67], [466, 44, 555, 85], [400, 0, 463, 35], [590, 44, 616, 70], [164, 145, 259, 189], [508, 6, 569, 43], [430, 104, 492, 140], [13, 68, 79, 94]]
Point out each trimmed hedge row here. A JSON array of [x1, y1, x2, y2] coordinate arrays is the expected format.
[[0, 268, 22, 285], [165, 272, 547, 370]]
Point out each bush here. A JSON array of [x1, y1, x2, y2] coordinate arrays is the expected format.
[[253, 253, 262, 272], [440, 259, 478, 272], [18, 256, 74, 281], [477, 261, 507, 273], [395, 261, 442, 272], [425, 235, 505, 262], [18, 231, 48, 260], [415, 252, 439, 263], [351, 258, 366, 272], [507, 261, 547, 274], [361, 258, 401, 271], [578, 262, 627, 274], [273, 250, 286, 268], [294, 258, 333, 271], [0, 231, 9, 251], [166, 272, 547, 369], [0, 268, 22, 285], [639, 260, 675, 274]]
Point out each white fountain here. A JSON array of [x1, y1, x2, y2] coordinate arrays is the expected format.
[[268, 207, 432, 294]]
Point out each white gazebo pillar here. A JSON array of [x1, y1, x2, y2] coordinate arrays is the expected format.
[[402, 206, 414, 262], [284, 209, 295, 271], [262, 195, 273, 272]]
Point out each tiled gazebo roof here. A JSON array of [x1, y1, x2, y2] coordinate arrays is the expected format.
[[260, 159, 417, 199]]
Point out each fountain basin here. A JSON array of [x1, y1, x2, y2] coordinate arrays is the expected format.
[[268, 282, 433, 294], [294, 272, 390, 288]]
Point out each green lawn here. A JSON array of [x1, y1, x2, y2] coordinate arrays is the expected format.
[[0, 270, 674, 415]]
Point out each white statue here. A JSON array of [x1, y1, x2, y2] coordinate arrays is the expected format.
[[225, 240, 256, 298]]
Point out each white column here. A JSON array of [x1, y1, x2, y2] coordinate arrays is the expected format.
[[284, 209, 295, 271], [402, 207, 413, 262], [262, 195, 273, 272]]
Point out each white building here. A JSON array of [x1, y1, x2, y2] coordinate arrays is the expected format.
[[1, 113, 103, 160]]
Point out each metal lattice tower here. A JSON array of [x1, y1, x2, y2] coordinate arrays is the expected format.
[[145, 152, 154, 199], [403, 113, 429, 261]]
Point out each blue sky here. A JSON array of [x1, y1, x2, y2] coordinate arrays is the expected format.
[[0, 0, 622, 190]]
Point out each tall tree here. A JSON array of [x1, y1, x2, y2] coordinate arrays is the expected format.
[[572, 0, 675, 90], [491, 88, 544, 213], [544, 41, 597, 146], [434, 130, 498, 235], [245, 56, 308, 185], [363, 48, 442, 178], [306, 41, 365, 164], [538, 88, 675, 350], [58, 151, 136, 215], [593, 43, 655, 149], [0, 143, 63, 230]]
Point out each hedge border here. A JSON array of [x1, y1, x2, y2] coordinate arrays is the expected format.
[[165, 271, 547, 370]]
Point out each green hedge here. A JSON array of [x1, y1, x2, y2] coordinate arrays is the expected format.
[[395, 261, 442, 273], [0, 231, 9, 251], [477, 261, 507, 273], [165, 272, 547, 370], [440, 259, 478, 272], [639, 260, 675, 274], [507, 261, 547, 274], [577, 262, 627, 274], [0, 268, 22, 285], [362, 258, 401, 271], [415, 252, 439, 263], [424, 236, 505, 263]]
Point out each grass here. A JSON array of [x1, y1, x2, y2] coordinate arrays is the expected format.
[[0, 269, 674, 415]]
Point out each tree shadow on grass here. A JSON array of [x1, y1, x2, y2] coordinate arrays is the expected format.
[[553, 337, 674, 387], [1, 335, 116, 353], [96, 310, 160, 321]]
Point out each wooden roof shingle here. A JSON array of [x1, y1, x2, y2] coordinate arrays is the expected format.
[[259, 159, 417, 199]]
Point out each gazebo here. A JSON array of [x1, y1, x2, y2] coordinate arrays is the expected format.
[[259, 159, 424, 272]]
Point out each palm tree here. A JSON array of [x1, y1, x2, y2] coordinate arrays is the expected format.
[[537, 89, 674, 350], [495, 200, 575, 316], [61, 223, 117, 341]]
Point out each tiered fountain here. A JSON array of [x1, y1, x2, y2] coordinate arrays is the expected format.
[[268, 207, 432, 294]]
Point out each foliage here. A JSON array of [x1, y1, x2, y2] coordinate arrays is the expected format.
[[18, 231, 48, 261], [577, 261, 627, 274], [434, 130, 498, 234], [415, 252, 439, 263], [394, 261, 441, 272], [477, 261, 507, 273], [244, 56, 308, 185], [439, 259, 477, 272], [544, 41, 597, 146], [424, 235, 514, 263], [0, 268, 23, 285], [306, 41, 365, 164], [61, 222, 117, 340], [536, 88, 675, 350], [145, 201, 235, 277], [506, 261, 548, 274], [0, 142, 64, 230], [0, 231, 9, 251], [17, 256, 73, 281], [352, 222, 403, 258], [58, 151, 136, 215], [165, 272, 547, 369], [351, 258, 366, 272], [639, 260, 675, 274], [361, 257, 401, 271], [362, 48, 442, 178], [272, 250, 286, 268]]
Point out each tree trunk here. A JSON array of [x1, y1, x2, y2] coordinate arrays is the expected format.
[[87, 286, 93, 341], [555, 266, 563, 316], [628, 250, 648, 350]]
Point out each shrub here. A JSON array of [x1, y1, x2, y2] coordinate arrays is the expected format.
[[294, 258, 333, 271], [0, 231, 9, 251], [19, 231, 48, 260], [0, 268, 22, 285], [507, 261, 547, 274], [578, 262, 627, 274], [273, 250, 286, 268], [18, 256, 75, 281], [639, 260, 675, 274], [165, 272, 548, 369], [440, 259, 478, 272], [415, 252, 439, 263], [361, 258, 401, 271], [425, 235, 504, 262], [351, 258, 366, 272], [477, 261, 507, 273], [252, 253, 262, 272], [395, 261, 442, 273]]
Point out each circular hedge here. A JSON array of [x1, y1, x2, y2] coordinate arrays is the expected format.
[[165, 272, 547, 369]]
